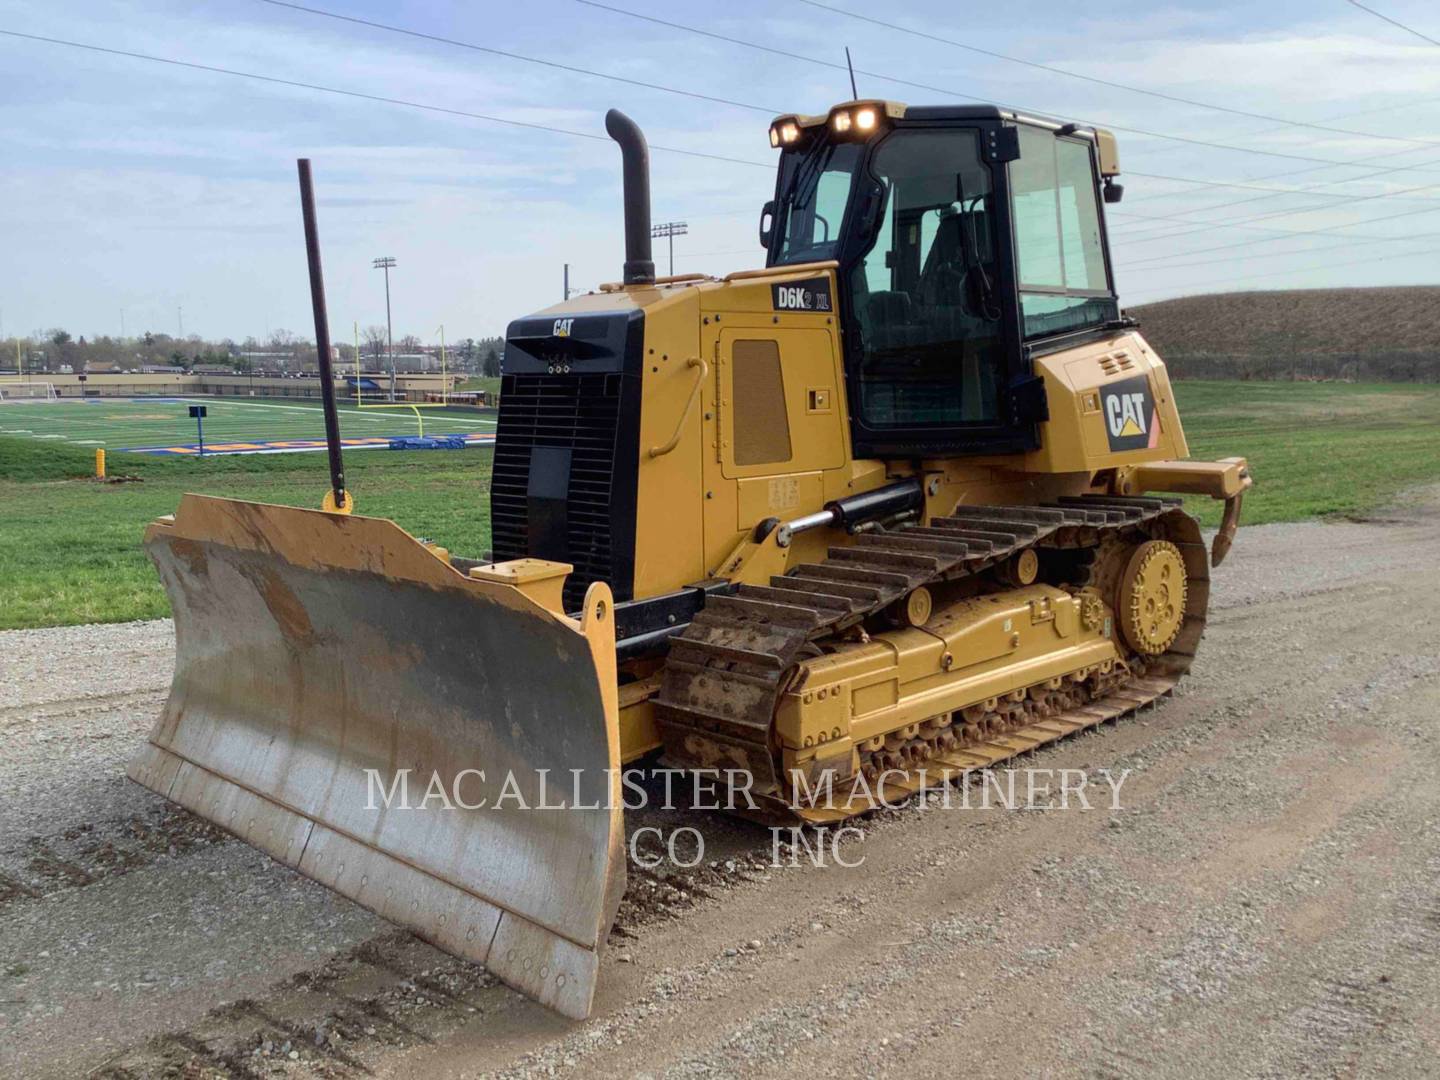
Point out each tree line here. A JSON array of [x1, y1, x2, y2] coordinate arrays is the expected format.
[[1, 328, 506, 377]]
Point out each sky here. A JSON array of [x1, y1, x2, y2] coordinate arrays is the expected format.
[[1, 0, 1438, 344]]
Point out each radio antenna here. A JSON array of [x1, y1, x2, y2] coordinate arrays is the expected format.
[[845, 47, 858, 99]]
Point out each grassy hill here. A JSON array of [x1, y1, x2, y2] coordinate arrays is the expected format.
[[1129, 286, 1440, 381]]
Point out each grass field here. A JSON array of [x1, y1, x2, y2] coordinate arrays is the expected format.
[[2, 381, 1439, 629], [1173, 381, 1440, 525], [0, 439, 494, 628], [0, 396, 495, 452]]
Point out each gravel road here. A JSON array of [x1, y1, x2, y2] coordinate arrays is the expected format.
[[3, 495, 1439, 1078]]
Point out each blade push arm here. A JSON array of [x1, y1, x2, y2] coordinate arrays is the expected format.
[[1116, 457, 1253, 566]]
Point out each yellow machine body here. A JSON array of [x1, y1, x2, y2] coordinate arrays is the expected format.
[[129, 101, 1250, 1020], [535, 264, 1240, 764], [563, 265, 1197, 599]]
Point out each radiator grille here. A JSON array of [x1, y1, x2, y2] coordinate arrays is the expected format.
[[491, 372, 628, 612]]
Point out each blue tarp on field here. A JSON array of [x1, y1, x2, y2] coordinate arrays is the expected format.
[[388, 435, 468, 450]]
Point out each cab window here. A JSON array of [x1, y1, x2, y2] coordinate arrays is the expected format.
[[775, 142, 862, 265], [847, 127, 1004, 429], [1010, 125, 1116, 339]]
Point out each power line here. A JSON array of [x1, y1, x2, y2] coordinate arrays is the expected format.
[[266, 0, 1440, 216], [1128, 171, 1367, 197], [1121, 195, 1440, 268], [4, 14, 1431, 302], [300, 0, 1400, 234], [1113, 153, 1440, 240], [799, 0, 1440, 148], [569, 0, 1440, 225], [1124, 244, 1440, 302], [1124, 183, 1440, 253], [272, 0, 1440, 211], [1118, 229, 1440, 274], [800, 0, 1440, 220], [0, 27, 773, 170], [1110, 206, 1440, 243], [1126, 146, 1440, 209], [1125, 169, 1440, 202], [256, 0, 779, 114], [1127, 167, 1440, 245], [1128, 91, 1440, 178], [1345, 0, 1440, 47], [249, 0, 1440, 230], [1127, 137, 1440, 223], [574, 0, 1440, 171], [1128, 94, 1440, 218], [1251, 91, 1440, 127]]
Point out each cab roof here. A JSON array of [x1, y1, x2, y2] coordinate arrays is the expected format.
[[771, 100, 1120, 177]]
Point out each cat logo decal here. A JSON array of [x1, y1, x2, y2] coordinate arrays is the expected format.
[[1100, 374, 1159, 452]]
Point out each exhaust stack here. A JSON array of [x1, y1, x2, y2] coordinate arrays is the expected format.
[[605, 109, 655, 285]]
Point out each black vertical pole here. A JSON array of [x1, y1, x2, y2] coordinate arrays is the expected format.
[[196, 412, 204, 457], [383, 267, 394, 401], [297, 159, 346, 509]]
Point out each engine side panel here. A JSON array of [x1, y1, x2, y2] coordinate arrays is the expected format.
[[1020, 329, 1189, 475]]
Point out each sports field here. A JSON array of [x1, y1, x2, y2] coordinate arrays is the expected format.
[[0, 396, 496, 454], [3, 380, 1440, 630]]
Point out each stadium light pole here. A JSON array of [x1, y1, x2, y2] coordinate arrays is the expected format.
[[373, 255, 397, 401], [650, 221, 687, 277]]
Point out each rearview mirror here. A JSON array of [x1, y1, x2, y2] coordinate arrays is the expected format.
[[1103, 179, 1124, 204], [759, 200, 776, 247]]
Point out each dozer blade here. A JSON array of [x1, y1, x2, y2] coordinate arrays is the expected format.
[[127, 494, 624, 1019]]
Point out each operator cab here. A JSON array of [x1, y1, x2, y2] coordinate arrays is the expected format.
[[761, 101, 1124, 459]]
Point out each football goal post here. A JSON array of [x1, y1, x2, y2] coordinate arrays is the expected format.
[[0, 382, 59, 402]]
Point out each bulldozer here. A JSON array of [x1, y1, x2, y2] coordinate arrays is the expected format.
[[129, 102, 1250, 1019]]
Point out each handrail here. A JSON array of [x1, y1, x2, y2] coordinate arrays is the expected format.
[[648, 356, 708, 458], [598, 272, 714, 292], [723, 259, 838, 282], [602, 262, 838, 290]]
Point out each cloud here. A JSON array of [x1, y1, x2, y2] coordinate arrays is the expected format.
[[1, 0, 1437, 337]]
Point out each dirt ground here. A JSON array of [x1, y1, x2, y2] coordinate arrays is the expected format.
[[3, 495, 1439, 1079]]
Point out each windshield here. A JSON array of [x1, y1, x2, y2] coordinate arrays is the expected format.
[[773, 141, 862, 265]]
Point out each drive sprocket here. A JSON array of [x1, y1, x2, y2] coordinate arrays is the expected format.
[[1117, 539, 1187, 655]]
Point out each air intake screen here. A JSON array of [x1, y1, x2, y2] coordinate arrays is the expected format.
[[491, 372, 629, 612]]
